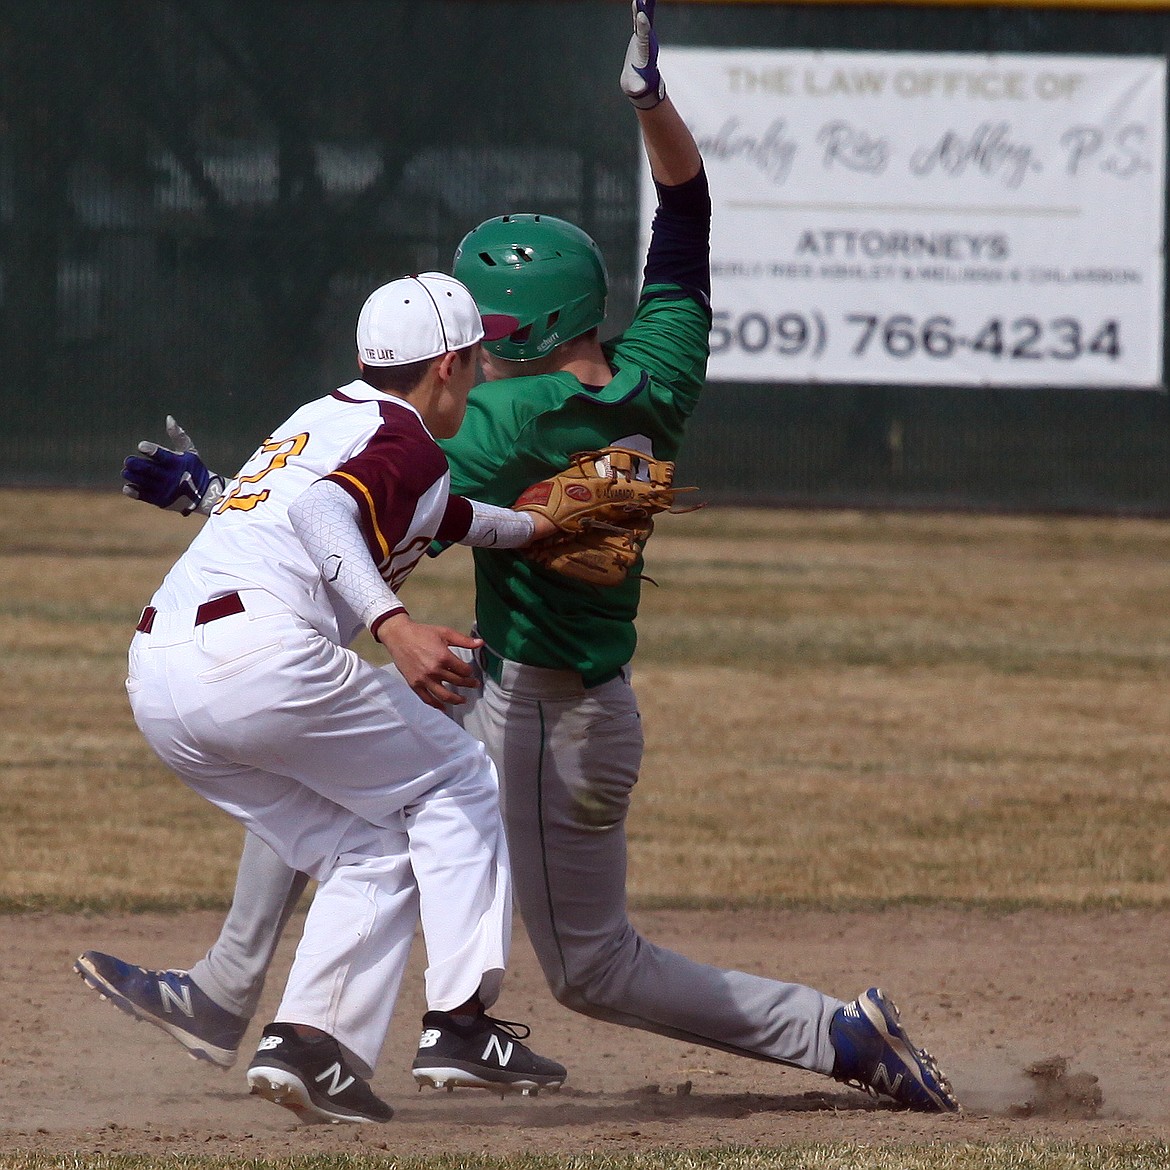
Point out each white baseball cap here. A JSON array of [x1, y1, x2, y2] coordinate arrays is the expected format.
[[356, 272, 515, 367]]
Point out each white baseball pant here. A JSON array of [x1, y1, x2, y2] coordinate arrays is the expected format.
[[126, 591, 509, 1075]]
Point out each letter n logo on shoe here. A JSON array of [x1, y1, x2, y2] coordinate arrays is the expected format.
[[315, 1061, 355, 1097], [872, 1062, 904, 1096], [482, 1033, 514, 1067], [158, 980, 194, 1018]]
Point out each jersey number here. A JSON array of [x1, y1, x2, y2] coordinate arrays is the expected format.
[[386, 534, 434, 590], [214, 433, 310, 513]]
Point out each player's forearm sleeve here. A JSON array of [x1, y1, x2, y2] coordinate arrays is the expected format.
[[459, 499, 537, 548], [288, 479, 407, 632]]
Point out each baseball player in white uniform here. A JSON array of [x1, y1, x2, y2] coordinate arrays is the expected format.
[[105, 272, 565, 1124]]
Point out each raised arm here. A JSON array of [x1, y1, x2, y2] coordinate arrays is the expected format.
[[619, 0, 702, 187]]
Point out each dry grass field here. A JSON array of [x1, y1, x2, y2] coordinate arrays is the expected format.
[[5, 490, 1170, 1164], [2, 490, 1170, 909]]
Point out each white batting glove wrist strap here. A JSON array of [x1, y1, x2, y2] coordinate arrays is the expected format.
[[193, 475, 226, 517], [628, 79, 666, 110]]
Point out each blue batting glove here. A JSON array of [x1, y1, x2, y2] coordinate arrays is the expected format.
[[620, 0, 665, 109], [122, 415, 218, 515]]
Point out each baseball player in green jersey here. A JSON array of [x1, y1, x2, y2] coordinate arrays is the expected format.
[[79, 1, 959, 1113]]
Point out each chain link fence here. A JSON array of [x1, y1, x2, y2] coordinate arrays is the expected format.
[[2, 1, 1168, 511]]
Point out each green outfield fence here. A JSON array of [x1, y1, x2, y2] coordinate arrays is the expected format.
[[2, 0, 1169, 512]]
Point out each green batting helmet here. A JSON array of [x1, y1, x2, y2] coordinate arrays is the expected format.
[[453, 214, 609, 361]]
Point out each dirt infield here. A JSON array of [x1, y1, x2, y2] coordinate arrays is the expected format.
[[3, 906, 1168, 1156]]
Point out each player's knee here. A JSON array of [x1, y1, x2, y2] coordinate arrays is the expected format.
[[545, 935, 638, 1015], [551, 971, 642, 1024], [549, 977, 593, 1015], [548, 970, 629, 1023]]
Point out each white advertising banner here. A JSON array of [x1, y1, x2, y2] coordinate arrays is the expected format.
[[643, 50, 1166, 387]]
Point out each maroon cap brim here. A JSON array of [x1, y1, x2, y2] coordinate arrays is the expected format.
[[481, 313, 521, 342]]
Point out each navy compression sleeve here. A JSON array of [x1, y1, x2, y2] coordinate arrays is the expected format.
[[642, 165, 712, 302]]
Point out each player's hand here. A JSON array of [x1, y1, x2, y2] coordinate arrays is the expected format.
[[122, 416, 224, 515], [376, 614, 484, 710], [620, 0, 666, 109]]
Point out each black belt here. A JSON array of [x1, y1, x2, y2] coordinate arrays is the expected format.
[[136, 591, 245, 634]]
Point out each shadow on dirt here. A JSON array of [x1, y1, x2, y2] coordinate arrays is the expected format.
[[386, 1083, 903, 1131]]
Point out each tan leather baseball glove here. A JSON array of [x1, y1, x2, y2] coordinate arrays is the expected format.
[[514, 447, 693, 586]]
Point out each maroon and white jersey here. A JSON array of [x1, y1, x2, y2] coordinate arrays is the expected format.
[[151, 379, 472, 645]]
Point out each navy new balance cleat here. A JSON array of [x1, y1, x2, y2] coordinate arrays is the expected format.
[[830, 987, 960, 1113], [247, 1023, 394, 1125], [412, 1009, 567, 1094], [74, 949, 248, 1069]]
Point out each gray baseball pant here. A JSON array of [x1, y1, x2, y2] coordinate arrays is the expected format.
[[460, 654, 842, 1074]]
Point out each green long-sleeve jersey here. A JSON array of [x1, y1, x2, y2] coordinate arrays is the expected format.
[[440, 284, 709, 682]]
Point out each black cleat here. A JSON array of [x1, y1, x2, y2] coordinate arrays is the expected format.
[[411, 1009, 567, 1094], [246, 1023, 394, 1125]]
